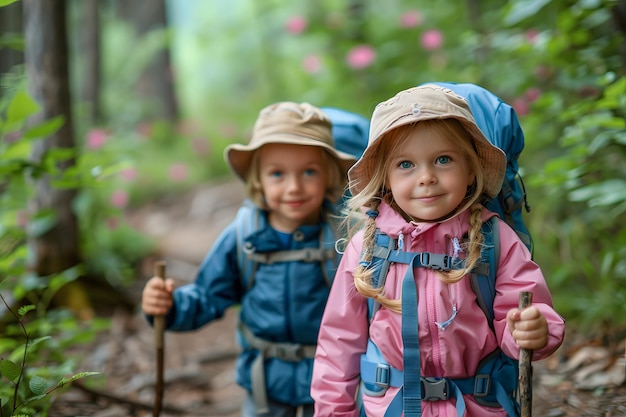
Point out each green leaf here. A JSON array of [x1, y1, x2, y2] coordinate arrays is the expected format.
[[20, 393, 47, 406], [28, 210, 57, 237], [0, 32, 24, 50], [26, 336, 52, 352], [569, 179, 626, 206], [0, 358, 21, 382], [57, 371, 100, 387], [6, 90, 40, 125], [504, 0, 552, 25], [17, 304, 35, 316], [0, 0, 20, 6], [23, 116, 65, 139], [29, 375, 48, 395]]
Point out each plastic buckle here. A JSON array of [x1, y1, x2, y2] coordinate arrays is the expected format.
[[420, 253, 451, 271], [242, 242, 255, 254], [474, 374, 491, 397], [421, 377, 448, 401], [275, 345, 303, 362], [375, 364, 390, 389]]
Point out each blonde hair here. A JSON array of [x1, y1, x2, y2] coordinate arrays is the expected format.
[[245, 145, 346, 211], [348, 119, 489, 313]]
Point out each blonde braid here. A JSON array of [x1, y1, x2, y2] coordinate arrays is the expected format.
[[439, 203, 485, 284]]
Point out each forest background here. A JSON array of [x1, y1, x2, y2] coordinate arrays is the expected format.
[[0, 0, 625, 415]]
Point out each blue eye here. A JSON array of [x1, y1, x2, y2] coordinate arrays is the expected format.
[[304, 168, 317, 177], [437, 156, 451, 165], [399, 160, 413, 169], [269, 170, 283, 178]]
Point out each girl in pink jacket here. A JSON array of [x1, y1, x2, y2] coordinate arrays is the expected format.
[[311, 85, 565, 417]]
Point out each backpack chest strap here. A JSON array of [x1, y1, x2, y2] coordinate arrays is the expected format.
[[239, 323, 316, 414], [244, 246, 336, 264], [388, 251, 459, 271]]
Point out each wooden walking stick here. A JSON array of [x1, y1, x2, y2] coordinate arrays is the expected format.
[[518, 291, 533, 417], [153, 260, 166, 417]]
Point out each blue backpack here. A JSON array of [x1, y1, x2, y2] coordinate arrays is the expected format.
[[357, 82, 532, 417], [321, 107, 370, 159]]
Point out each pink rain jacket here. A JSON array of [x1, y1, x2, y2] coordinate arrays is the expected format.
[[311, 202, 565, 417]]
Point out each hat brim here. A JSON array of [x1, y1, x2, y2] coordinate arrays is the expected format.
[[225, 134, 357, 182], [348, 115, 506, 198]]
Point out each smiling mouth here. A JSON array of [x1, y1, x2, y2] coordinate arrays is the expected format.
[[416, 195, 442, 202]]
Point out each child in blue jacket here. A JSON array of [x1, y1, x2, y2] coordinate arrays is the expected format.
[[141, 102, 356, 417]]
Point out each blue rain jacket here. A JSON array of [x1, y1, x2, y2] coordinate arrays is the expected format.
[[163, 205, 333, 406]]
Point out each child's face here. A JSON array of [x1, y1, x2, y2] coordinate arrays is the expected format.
[[258, 143, 329, 232], [386, 125, 475, 222]]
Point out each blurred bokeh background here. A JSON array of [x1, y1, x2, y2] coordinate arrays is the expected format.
[[1, 0, 625, 414]]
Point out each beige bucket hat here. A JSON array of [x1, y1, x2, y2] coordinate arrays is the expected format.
[[225, 102, 357, 181], [348, 84, 506, 198]]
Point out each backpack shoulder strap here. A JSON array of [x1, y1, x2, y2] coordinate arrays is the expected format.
[[236, 200, 339, 289], [235, 200, 261, 289], [366, 229, 397, 320], [318, 215, 341, 287], [365, 218, 501, 327], [470, 216, 500, 331]]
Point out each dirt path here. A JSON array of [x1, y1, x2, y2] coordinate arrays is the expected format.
[[50, 180, 247, 417], [49, 179, 626, 417]]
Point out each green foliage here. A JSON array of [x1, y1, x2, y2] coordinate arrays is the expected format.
[[0, 0, 18, 8], [1, 71, 155, 286], [0, 26, 151, 417], [528, 75, 626, 328], [0, 295, 100, 417]]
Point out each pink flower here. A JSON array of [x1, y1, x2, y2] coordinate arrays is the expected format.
[[346, 45, 376, 69], [302, 54, 322, 74], [525, 29, 540, 44], [169, 163, 188, 182], [421, 29, 443, 50], [534, 65, 552, 80], [399, 10, 423, 28], [120, 167, 137, 182], [512, 98, 529, 116], [525, 88, 541, 103], [86, 128, 108, 149], [110, 189, 129, 208], [285, 16, 307, 35]]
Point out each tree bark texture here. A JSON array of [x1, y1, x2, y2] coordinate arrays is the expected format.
[[23, 0, 82, 275]]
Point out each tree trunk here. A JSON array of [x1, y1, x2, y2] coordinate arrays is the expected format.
[[23, 0, 82, 276], [116, 0, 179, 121], [0, 1, 24, 77]]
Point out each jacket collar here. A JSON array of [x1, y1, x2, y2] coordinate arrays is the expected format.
[[374, 201, 495, 242]]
